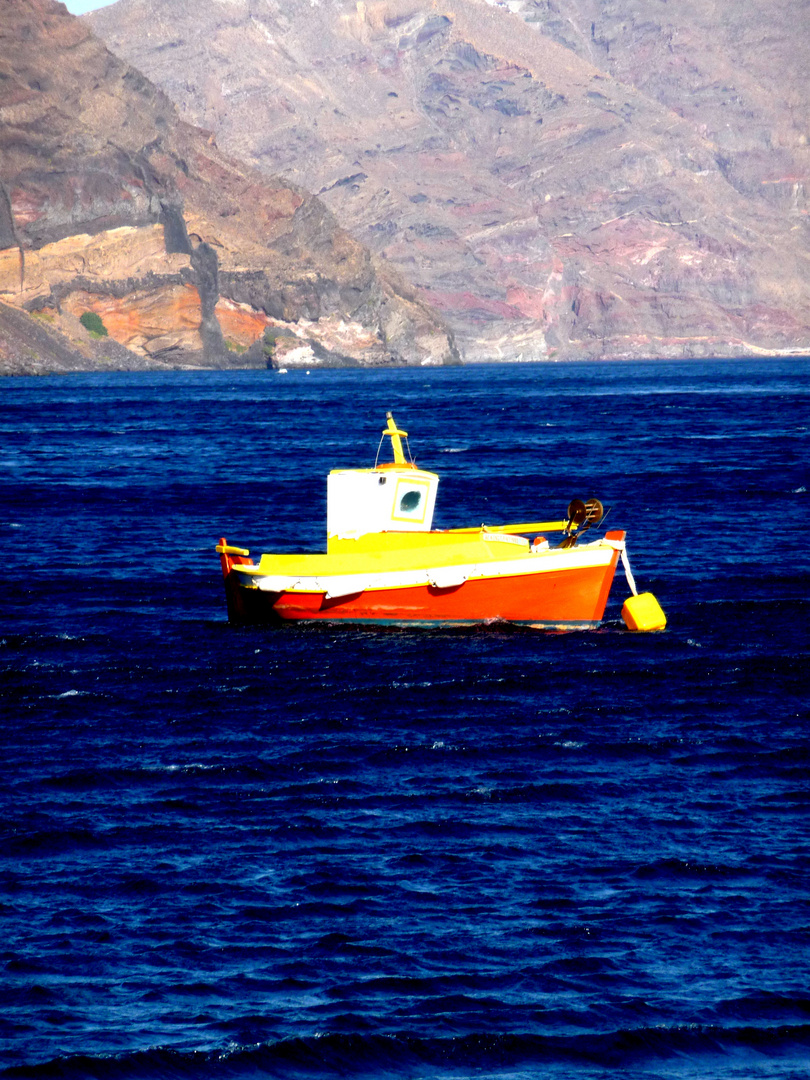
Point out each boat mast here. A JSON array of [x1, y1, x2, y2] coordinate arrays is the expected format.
[[384, 411, 408, 465]]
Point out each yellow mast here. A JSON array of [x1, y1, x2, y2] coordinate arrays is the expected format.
[[384, 411, 408, 465]]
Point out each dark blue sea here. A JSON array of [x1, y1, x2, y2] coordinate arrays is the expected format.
[[1, 359, 809, 1080]]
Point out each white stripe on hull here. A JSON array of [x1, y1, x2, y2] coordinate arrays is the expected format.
[[234, 539, 622, 599]]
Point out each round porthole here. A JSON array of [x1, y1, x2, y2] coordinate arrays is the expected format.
[[399, 490, 422, 513]]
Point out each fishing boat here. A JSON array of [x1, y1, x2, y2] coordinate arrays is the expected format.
[[216, 413, 665, 631]]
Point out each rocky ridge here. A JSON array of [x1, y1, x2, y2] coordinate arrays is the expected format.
[[88, 0, 810, 360], [0, 0, 458, 375]]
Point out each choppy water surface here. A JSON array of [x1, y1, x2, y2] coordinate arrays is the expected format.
[[1, 360, 808, 1079]]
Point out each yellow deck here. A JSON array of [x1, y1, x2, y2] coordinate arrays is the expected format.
[[251, 530, 534, 577]]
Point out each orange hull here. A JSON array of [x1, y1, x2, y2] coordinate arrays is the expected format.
[[223, 542, 622, 629]]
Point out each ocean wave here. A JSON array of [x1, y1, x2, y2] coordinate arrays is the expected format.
[[7, 1025, 810, 1079]]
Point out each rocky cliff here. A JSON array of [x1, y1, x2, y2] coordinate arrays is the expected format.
[[0, 0, 458, 375], [89, 0, 810, 360]]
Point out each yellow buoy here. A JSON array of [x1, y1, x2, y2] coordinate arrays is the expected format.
[[622, 591, 667, 632]]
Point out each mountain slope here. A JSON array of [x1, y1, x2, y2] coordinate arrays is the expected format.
[[89, 0, 810, 360], [0, 0, 458, 374]]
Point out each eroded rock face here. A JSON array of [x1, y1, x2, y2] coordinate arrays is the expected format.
[[0, 224, 191, 304], [88, 0, 810, 360], [0, 0, 458, 374]]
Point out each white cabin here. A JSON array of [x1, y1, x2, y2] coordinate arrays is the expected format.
[[326, 413, 439, 539]]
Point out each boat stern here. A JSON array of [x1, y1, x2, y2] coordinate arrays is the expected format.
[[216, 539, 266, 624]]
